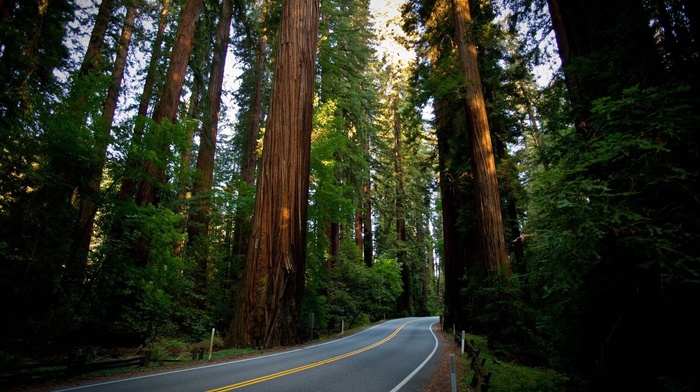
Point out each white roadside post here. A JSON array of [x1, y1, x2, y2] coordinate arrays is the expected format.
[[450, 354, 457, 392], [208, 328, 215, 360]]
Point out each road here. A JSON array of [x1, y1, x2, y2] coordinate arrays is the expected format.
[[53, 317, 442, 392]]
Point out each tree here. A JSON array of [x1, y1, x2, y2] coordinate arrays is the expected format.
[[187, 0, 234, 304], [71, 0, 138, 272], [133, 0, 204, 209], [230, 0, 273, 260], [392, 103, 411, 314], [515, 0, 700, 389], [0, 0, 75, 352], [316, 0, 378, 270], [120, 0, 203, 267], [450, 0, 510, 280], [226, 0, 321, 348]]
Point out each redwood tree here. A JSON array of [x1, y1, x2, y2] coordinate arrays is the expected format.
[[71, 1, 138, 268], [450, 0, 510, 280], [133, 0, 204, 209], [188, 0, 234, 300], [226, 0, 321, 348]]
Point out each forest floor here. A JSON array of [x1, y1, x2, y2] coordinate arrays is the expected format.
[[422, 323, 464, 392], [6, 322, 464, 392]]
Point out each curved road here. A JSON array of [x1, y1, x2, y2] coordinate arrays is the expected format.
[[54, 317, 442, 392]]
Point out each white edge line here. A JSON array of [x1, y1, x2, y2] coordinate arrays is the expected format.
[[389, 319, 440, 392], [52, 320, 393, 391]]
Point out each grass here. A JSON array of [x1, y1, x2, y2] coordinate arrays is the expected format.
[[459, 334, 568, 392], [0, 342, 263, 390]]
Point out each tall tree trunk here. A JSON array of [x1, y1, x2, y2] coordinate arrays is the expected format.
[[78, 0, 115, 77], [435, 96, 472, 331], [71, 2, 137, 266], [451, 0, 510, 280], [64, 0, 117, 281], [361, 131, 373, 267], [124, 0, 202, 267], [363, 176, 373, 267], [326, 221, 340, 269], [188, 0, 233, 302], [546, 0, 664, 131], [119, 0, 171, 201], [393, 105, 411, 314], [178, 73, 202, 200], [355, 208, 363, 251], [240, 30, 266, 186], [133, 0, 204, 209], [227, 0, 320, 349], [234, 0, 268, 258]]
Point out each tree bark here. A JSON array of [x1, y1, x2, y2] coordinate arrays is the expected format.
[[435, 97, 470, 331], [78, 0, 115, 77], [393, 105, 411, 314], [450, 0, 510, 280], [546, 0, 665, 130], [227, 0, 320, 349], [188, 0, 233, 299], [234, 0, 269, 258], [134, 0, 204, 209], [119, 0, 171, 201], [71, 1, 137, 265], [363, 176, 373, 267]]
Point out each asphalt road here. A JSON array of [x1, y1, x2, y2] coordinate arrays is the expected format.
[[52, 317, 442, 392]]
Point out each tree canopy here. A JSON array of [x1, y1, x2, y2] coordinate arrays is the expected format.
[[1, 0, 698, 390]]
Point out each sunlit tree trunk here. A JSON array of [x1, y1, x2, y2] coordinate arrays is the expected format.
[[227, 0, 320, 348], [123, 0, 202, 266], [451, 0, 510, 280], [133, 0, 203, 209]]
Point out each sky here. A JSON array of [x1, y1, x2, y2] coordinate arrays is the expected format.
[[369, 0, 415, 68]]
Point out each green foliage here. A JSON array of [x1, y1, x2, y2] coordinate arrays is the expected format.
[[82, 202, 203, 345], [528, 84, 700, 296], [147, 337, 193, 361], [326, 254, 403, 329], [372, 256, 404, 306], [525, 81, 700, 388], [461, 334, 568, 392]]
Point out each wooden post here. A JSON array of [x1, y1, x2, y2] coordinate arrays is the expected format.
[[141, 349, 151, 367]]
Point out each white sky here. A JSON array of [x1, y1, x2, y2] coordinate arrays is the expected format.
[[369, 0, 415, 68]]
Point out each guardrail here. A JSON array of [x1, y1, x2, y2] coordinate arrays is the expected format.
[[453, 329, 492, 392], [0, 348, 213, 389]]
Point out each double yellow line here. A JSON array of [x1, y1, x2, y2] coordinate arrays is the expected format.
[[207, 321, 412, 391]]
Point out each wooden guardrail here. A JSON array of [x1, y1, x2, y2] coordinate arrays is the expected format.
[[454, 330, 492, 392], [0, 348, 212, 389]]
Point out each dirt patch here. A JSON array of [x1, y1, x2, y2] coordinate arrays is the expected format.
[[421, 324, 464, 392]]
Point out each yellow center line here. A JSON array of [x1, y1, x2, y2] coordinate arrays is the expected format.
[[206, 321, 414, 392]]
